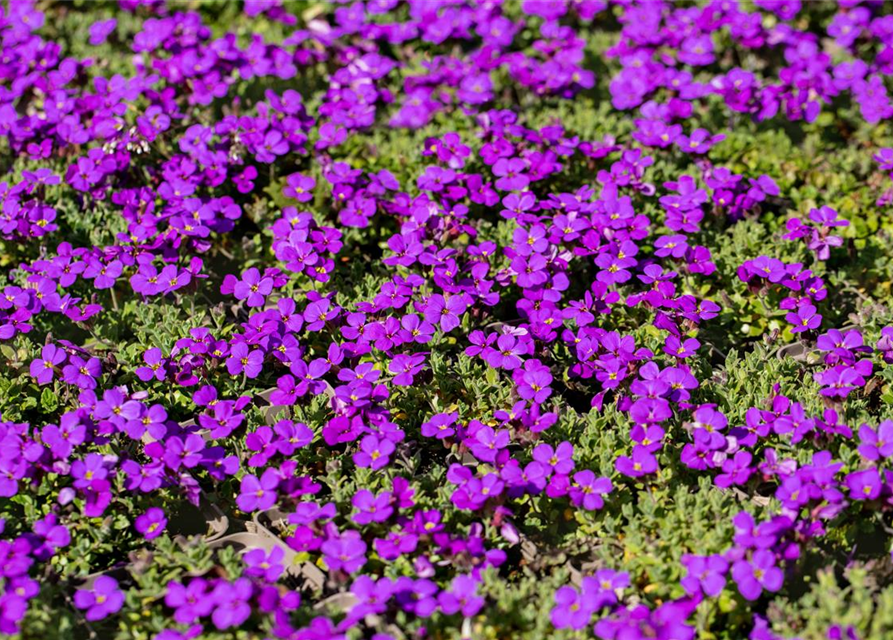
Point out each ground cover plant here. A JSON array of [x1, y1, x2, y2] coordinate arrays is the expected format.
[[9, 0, 893, 638]]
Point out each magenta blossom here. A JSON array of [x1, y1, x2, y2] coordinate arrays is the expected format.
[[74, 576, 124, 621]]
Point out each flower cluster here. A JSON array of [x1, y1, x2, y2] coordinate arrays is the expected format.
[[3, 1, 893, 640]]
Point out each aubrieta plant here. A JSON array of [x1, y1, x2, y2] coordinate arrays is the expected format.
[[6, 1, 893, 639]]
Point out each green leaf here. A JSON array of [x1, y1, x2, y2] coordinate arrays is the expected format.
[[40, 388, 58, 413]]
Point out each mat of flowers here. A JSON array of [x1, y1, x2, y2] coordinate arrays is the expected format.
[[6, 0, 893, 638]]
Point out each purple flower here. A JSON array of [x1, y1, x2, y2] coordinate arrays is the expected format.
[[134, 347, 167, 382], [417, 166, 456, 192], [485, 334, 527, 370], [30, 513, 71, 560], [30, 344, 66, 385], [629, 398, 673, 424], [676, 128, 725, 154], [615, 447, 658, 478], [731, 550, 783, 600], [304, 299, 341, 331], [71, 453, 108, 489], [420, 412, 457, 439], [516, 359, 553, 404], [88, 18, 117, 45], [678, 35, 715, 66], [815, 365, 866, 398], [135, 507, 167, 540], [165, 579, 214, 624], [389, 353, 426, 386], [492, 158, 529, 191], [352, 489, 394, 525], [786, 304, 822, 333], [321, 531, 367, 574], [284, 173, 315, 202], [243, 546, 285, 582], [210, 579, 253, 629], [438, 574, 484, 617], [512, 225, 548, 256], [74, 576, 124, 621], [468, 426, 510, 463], [550, 585, 594, 630], [664, 336, 700, 359], [681, 554, 728, 597], [533, 442, 575, 476], [715, 451, 754, 488], [130, 264, 163, 296], [84, 258, 123, 290], [846, 468, 882, 500], [236, 469, 280, 512], [512, 254, 549, 288], [816, 328, 864, 364], [654, 234, 689, 259], [43, 413, 87, 459], [691, 405, 728, 449], [568, 470, 612, 510], [399, 314, 434, 343], [353, 435, 395, 470], [273, 420, 313, 455], [226, 343, 264, 378], [256, 130, 289, 162], [162, 434, 206, 471], [858, 421, 893, 461], [424, 294, 467, 333], [233, 268, 274, 308], [61, 355, 101, 389], [95, 388, 142, 425]]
